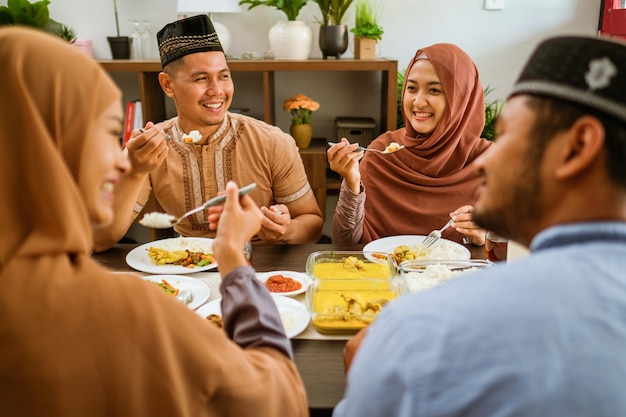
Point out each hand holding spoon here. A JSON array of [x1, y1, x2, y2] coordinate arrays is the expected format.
[[327, 141, 405, 154], [139, 183, 257, 229]]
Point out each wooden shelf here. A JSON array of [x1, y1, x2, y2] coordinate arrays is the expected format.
[[97, 58, 398, 132]]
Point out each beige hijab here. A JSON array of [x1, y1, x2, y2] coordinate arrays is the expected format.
[[360, 43, 492, 243], [0, 28, 306, 416], [0, 28, 119, 264]]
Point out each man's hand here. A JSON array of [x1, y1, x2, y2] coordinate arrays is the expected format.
[[258, 204, 290, 242], [343, 327, 369, 375], [125, 121, 168, 175], [451, 205, 487, 246]]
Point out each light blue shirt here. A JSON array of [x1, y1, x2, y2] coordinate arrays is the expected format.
[[334, 222, 626, 417]]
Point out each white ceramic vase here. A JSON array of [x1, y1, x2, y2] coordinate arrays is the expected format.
[[269, 20, 312, 60]]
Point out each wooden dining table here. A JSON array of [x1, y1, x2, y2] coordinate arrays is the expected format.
[[93, 242, 486, 416]]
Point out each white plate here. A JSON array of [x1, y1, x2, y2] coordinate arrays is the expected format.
[[126, 237, 217, 274], [257, 271, 312, 297], [363, 235, 471, 261], [142, 274, 210, 310], [196, 295, 310, 339]]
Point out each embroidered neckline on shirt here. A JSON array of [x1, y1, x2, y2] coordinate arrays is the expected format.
[[172, 116, 230, 144]]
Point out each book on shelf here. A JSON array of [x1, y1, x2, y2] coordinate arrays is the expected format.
[[133, 100, 143, 130], [122, 100, 142, 147]]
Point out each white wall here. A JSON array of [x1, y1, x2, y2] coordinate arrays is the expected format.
[[4, 0, 601, 136]]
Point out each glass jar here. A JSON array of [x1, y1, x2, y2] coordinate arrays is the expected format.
[[130, 19, 142, 60]]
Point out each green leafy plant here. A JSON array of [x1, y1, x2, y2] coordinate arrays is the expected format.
[[57, 23, 76, 43], [0, 0, 76, 42], [350, 0, 383, 40], [314, 0, 354, 25], [396, 69, 405, 129], [0, 0, 50, 27], [238, 0, 309, 21], [482, 86, 503, 140], [112, 0, 121, 36]]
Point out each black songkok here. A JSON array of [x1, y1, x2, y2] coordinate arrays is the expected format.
[[510, 36, 626, 123], [157, 14, 224, 67]]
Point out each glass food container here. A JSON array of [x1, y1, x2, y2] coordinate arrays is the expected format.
[[305, 251, 396, 281], [305, 277, 404, 334], [305, 251, 402, 334]]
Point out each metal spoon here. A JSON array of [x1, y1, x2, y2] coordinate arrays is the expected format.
[[139, 183, 257, 229], [175, 290, 194, 306], [327, 141, 405, 154]]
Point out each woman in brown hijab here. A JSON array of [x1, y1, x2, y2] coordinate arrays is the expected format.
[[0, 27, 307, 417], [328, 43, 492, 245]]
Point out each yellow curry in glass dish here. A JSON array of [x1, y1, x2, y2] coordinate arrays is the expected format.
[[305, 251, 401, 334]]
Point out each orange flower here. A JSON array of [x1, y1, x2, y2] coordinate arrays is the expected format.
[[283, 94, 320, 124]]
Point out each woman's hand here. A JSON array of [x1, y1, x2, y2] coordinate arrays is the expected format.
[[210, 181, 262, 274], [450, 205, 486, 246], [327, 138, 363, 194]]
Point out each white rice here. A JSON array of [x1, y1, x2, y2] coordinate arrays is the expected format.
[[139, 212, 176, 229], [156, 237, 213, 253], [411, 240, 469, 260], [403, 264, 477, 293]]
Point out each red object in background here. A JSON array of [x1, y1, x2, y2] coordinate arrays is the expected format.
[[122, 101, 135, 147], [599, 0, 626, 40]]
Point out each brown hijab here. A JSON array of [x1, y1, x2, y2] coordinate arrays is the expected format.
[[0, 28, 306, 416], [360, 43, 492, 243], [0, 29, 119, 264]]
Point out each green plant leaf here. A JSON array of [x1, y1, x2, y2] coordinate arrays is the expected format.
[[239, 0, 308, 21], [396, 69, 405, 129], [481, 86, 503, 141], [351, 0, 383, 40]]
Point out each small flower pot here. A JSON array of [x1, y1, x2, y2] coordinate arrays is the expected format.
[[107, 36, 131, 59], [319, 25, 349, 59], [354, 36, 377, 60], [290, 123, 313, 149]]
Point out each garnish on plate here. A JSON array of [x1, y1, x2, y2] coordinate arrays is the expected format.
[[154, 278, 179, 296]]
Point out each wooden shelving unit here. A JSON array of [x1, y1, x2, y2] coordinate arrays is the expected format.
[[97, 58, 398, 219], [97, 58, 398, 132]]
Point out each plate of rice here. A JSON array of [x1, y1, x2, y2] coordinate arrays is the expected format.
[[126, 237, 217, 274], [399, 260, 493, 293], [363, 235, 471, 263]]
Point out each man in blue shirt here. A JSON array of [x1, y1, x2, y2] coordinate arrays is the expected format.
[[335, 35, 626, 417]]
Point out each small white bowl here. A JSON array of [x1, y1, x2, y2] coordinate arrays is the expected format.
[[257, 270, 312, 297]]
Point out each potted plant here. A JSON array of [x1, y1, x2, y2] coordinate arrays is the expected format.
[[314, 0, 353, 59], [284, 93, 320, 148], [107, 0, 130, 59], [239, 0, 312, 60], [351, 0, 383, 59], [482, 86, 503, 140], [0, 0, 76, 42]]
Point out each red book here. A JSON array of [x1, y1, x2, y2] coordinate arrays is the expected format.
[[122, 101, 135, 147]]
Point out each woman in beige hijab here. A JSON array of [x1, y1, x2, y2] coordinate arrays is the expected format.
[[0, 27, 307, 417]]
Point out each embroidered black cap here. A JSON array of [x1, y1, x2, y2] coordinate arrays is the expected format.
[[157, 14, 224, 67], [509, 36, 626, 123]]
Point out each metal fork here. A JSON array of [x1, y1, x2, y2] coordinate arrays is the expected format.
[[421, 218, 455, 249], [327, 141, 401, 154]]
